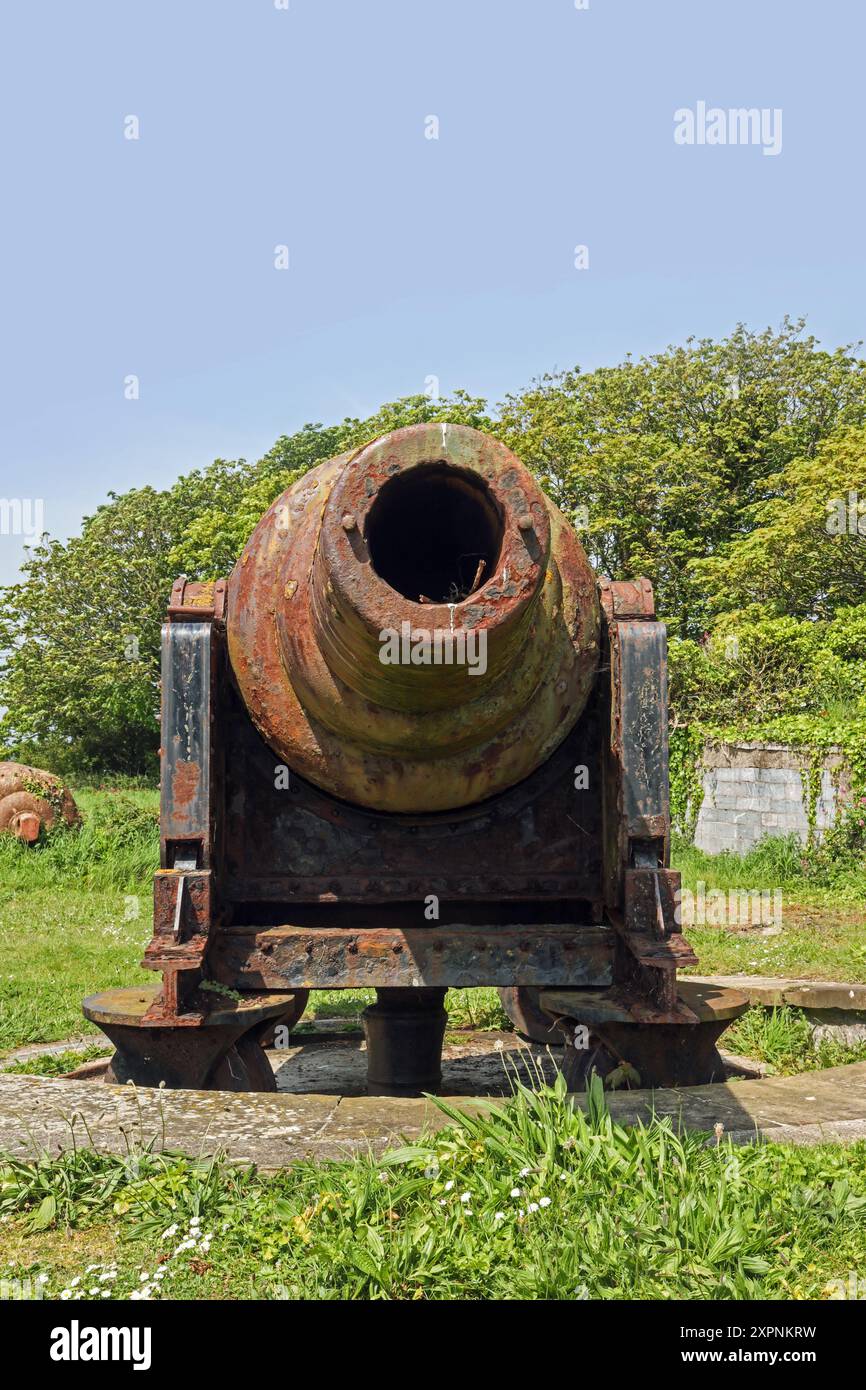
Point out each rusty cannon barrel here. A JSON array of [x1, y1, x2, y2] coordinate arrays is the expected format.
[[0, 762, 80, 843], [227, 423, 601, 812]]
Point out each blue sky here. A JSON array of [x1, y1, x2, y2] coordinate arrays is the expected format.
[[0, 0, 863, 584]]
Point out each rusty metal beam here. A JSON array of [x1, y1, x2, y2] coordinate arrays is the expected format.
[[212, 924, 614, 990]]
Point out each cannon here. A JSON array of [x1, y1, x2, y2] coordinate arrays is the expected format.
[[0, 763, 80, 843], [84, 423, 746, 1093]]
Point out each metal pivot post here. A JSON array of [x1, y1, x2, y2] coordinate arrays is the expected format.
[[362, 988, 448, 1096]]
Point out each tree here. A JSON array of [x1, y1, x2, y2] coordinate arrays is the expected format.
[[668, 606, 866, 730], [496, 319, 866, 636], [689, 425, 866, 622], [0, 487, 178, 774]]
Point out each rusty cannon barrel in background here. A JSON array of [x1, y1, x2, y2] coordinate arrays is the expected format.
[[0, 763, 80, 843], [84, 423, 748, 1095], [227, 424, 601, 812]]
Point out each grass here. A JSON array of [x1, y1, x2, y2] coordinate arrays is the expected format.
[[298, 987, 505, 1030], [672, 829, 866, 907], [672, 832, 866, 982], [724, 1006, 866, 1075], [684, 912, 866, 982], [2, 1045, 112, 1078], [2, 1076, 866, 1301], [0, 887, 154, 1054], [0, 787, 159, 892], [0, 787, 160, 1050]]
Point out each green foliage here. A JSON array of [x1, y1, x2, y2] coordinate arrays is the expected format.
[[442, 988, 507, 1030], [0, 790, 158, 892], [0, 478, 232, 777], [724, 1005, 866, 1076], [692, 425, 866, 622], [497, 318, 866, 637], [803, 798, 866, 882], [0, 786, 160, 1054], [669, 606, 866, 730], [668, 725, 706, 836], [2, 1044, 111, 1078], [673, 828, 810, 889], [2, 318, 864, 774], [668, 599, 866, 848], [0, 507, 169, 773], [4, 1083, 866, 1299], [0, 1149, 138, 1233]]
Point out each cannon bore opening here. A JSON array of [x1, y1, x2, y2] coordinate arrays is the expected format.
[[365, 463, 503, 604]]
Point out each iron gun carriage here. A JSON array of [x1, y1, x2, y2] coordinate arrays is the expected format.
[[85, 423, 744, 1093]]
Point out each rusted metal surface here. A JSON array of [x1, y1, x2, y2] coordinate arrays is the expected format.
[[87, 424, 725, 1093], [614, 620, 670, 840], [151, 587, 227, 1023], [497, 987, 559, 1044], [624, 867, 681, 940], [148, 870, 214, 958], [160, 622, 212, 855], [143, 870, 216, 1022], [539, 986, 700, 1028], [259, 989, 310, 1048], [598, 575, 655, 621], [13, 811, 41, 843], [212, 924, 615, 991], [167, 577, 227, 623], [363, 989, 448, 1096], [0, 762, 80, 841], [83, 986, 299, 1090], [541, 981, 750, 1089], [227, 423, 601, 812], [221, 685, 604, 904], [597, 582, 696, 1029]]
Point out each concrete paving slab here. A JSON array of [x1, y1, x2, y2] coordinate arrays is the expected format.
[[2, 1061, 866, 1168], [0, 1074, 343, 1166], [270, 1031, 559, 1097], [687, 974, 866, 1010]]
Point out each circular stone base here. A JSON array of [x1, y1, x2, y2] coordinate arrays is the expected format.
[[3, 1058, 866, 1167], [271, 1028, 560, 1097]]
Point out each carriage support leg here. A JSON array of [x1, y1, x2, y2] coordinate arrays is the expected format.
[[362, 987, 448, 1096], [83, 986, 303, 1091]]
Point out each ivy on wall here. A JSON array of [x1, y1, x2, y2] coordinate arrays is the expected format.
[[669, 716, 866, 844]]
